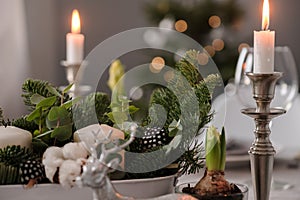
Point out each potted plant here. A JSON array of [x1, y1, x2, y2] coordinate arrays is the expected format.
[[179, 126, 248, 200]]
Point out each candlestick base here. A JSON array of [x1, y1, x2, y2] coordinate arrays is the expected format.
[[60, 61, 81, 84], [241, 72, 286, 200]]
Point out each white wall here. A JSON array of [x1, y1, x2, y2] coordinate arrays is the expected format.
[[0, 1, 29, 118]]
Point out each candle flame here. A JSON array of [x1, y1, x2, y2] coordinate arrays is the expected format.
[[262, 0, 270, 30], [71, 9, 81, 33]]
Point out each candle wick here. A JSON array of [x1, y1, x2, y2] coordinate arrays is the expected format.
[[262, 24, 268, 31]]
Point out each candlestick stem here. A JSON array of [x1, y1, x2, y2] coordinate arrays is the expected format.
[[61, 60, 82, 97], [241, 72, 286, 200]]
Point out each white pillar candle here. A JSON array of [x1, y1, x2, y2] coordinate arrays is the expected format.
[[66, 9, 84, 64], [253, 0, 275, 73], [0, 126, 32, 149]]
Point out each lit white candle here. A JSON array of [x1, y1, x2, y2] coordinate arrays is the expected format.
[[66, 9, 84, 64], [254, 0, 275, 73]]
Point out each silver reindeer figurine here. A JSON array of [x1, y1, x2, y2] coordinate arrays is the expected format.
[[76, 124, 196, 200]]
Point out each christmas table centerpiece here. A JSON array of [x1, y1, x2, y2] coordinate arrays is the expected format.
[[0, 50, 221, 199]]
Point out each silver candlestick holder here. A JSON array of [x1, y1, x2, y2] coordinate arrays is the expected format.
[[241, 72, 286, 200], [61, 60, 86, 97]]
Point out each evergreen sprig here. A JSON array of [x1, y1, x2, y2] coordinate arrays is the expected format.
[[11, 117, 38, 134], [0, 145, 34, 167], [22, 79, 71, 110], [178, 140, 205, 175], [145, 50, 221, 174]]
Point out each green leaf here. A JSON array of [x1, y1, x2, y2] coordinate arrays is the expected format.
[[165, 135, 182, 154], [26, 108, 41, 121], [47, 106, 60, 121], [219, 127, 226, 171], [106, 112, 115, 122], [62, 97, 81, 110], [63, 83, 74, 94], [168, 129, 178, 137], [51, 124, 73, 141], [46, 85, 63, 98], [205, 126, 221, 171], [168, 119, 182, 137], [30, 93, 45, 105], [48, 106, 69, 121], [128, 105, 139, 114], [46, 118, 57, 129], [47, 106, 70, 128], [36, 96, 57, 109], [32, 138, 49, 155], [106, 111, 127, 124]]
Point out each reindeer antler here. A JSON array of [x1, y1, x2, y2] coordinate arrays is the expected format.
[[78, 123, 137, 187], [98, 124, 136, 163]]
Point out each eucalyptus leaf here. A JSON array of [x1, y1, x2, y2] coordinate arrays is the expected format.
[[46, 117, 57, 129], [46, 85, 63, 98], [30, 93, 45, 105], [26, 108, 41, 121], [47, 106, 70, 128], [111, 112, 128, 124], [168, 129, 178, 137], [165, 134, 182, 154], [36, 96, 57, 109], [168, 119, 182, 137], [51, 124, 73, 141], [48, 106, 69, 121], [62, 97, 81, 110], [47, 106, 60, 121], [63, 83, 74, 94], [106, 111, 127, 124]]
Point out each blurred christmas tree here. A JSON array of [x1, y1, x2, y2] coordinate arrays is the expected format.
[[144, 0, 248, 83]]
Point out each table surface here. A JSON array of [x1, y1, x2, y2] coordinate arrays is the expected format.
[[178, 159, 300, 200], [1, 159, 299, 199]]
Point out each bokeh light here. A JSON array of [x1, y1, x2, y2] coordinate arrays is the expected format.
[[208, 15, 221, 29], [159, 17, 174, 29], [212, 39, 225, 51], [204, 45, 215, 57], [175, 20, 188, 32], [164, 70, 175, 82], [197, 52, 209, 65], [150, 56, 165, 73]]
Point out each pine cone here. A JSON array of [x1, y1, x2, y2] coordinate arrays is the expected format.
[[131, 126, 169, 152]]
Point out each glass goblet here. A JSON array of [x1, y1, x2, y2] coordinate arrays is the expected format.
[[234, 46, 298, 111]]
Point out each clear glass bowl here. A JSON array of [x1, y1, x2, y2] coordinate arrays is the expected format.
[[175, 182, 248, 200]]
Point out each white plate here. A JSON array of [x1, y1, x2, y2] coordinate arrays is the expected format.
[[0, 174, 175, 200]]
